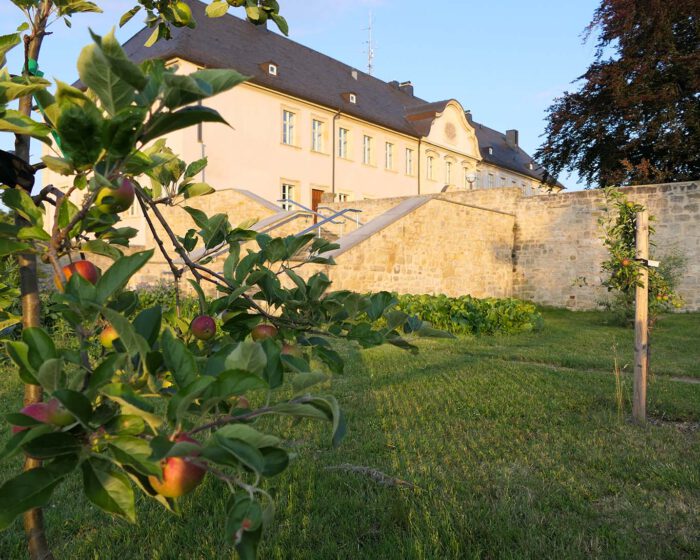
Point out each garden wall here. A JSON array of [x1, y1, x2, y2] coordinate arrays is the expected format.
[[305, 197, 516, 298], [513, 181, 700, 310]]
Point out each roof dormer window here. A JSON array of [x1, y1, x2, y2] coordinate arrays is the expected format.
[[268, 63, 278, 76], [528, 162, 534, 170], [488, 147, 493, 155], [349, 93, 357, 104]]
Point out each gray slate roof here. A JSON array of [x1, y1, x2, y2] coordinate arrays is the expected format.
[[122, 0, 560, 187]]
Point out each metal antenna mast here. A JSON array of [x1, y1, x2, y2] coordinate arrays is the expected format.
[[365, 11, 375, 75]]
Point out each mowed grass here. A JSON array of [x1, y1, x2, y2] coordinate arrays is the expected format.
[[1, 309, 699, 559]]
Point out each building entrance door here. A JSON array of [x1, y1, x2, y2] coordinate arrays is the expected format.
[[311, 189, 324, 223]]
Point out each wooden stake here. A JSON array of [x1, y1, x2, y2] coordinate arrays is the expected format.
[[633, 210, 649, 423]]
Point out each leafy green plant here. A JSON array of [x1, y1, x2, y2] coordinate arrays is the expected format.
[[393, 294, 543, 336], [0, 3, 444, 560], [599, 188, 685, 325]]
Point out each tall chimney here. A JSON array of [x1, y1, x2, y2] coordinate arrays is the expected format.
[[506, 129, 519, 147]]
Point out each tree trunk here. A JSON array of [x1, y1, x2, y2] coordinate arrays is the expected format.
[[15, 3, 55, 559]]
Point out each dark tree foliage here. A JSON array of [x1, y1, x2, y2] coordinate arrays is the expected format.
[[536, 0, 700, 188]]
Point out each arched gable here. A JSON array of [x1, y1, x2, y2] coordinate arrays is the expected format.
[[425, 100, 480, 161]]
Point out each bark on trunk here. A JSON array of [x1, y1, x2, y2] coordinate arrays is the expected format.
[[15, 3, 55, 559]]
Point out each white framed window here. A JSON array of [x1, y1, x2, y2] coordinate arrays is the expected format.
[[488, 173, 495, 188], [426, 156, 434, 180], [362, 135, 373, 165], [312, 119, 324, 152], [385, 142, 394, 170], [338, 127, 349, 159], [336, 192, 349, 202], [349, 93, 357, 104], [405, 148, 414, 175], [445, 161, 452, 185], [281, 183, 295, 210], [282, 110, 295, 145], [500, 176, 507, 187], [268, 63, 278, 76]]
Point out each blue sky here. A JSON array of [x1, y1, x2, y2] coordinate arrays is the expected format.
[[1, 0, 602, 190]]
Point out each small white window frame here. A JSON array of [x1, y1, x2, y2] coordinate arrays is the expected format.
[[268, 63, 278, 76]]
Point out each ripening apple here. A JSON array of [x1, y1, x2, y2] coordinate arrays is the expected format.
[[99, 325, 119, 349], [251, 323, 278, 341], [172, 1, 195, 28], [190, 315, 216, 340], [148, 434, 206, 498], [95, 177, 136, 214], [620, 258, 632, 267], [11, 399, 74, 433], [281, 343, 302, 358], [54, 260, 100, 290]]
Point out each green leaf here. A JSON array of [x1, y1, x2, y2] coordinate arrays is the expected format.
[[140, 107, 228, 145], [0, 33, 21, 68], [17, 225, 51, 241], [211, 369, 268, 396], [133, 305, 162, 347], [100, 383, 162, 430], [108, 436, 161, 477], [105, 414, 145, 436], [93, 29, 147, 91], [309, 396, 346, 447], [53, 389, 93, 427], [3, 188, 43, 226], [22, 327, 57, 370], [225, 341, 267, 377], [260, 447, 289, 476], [0, 74, 50, 105], [101, 308, 150, 363], [268, 402, 329, 422], [185, 157, 207, 178], [261, 338, 282, 389], [213, 435, 264, 473], [314, 346, 344, 374], [206, 0, 229, 17], [81, 239, 124, 261], [180, 182, 215, 199], [81, 458, 136, 523], [119, 6, 141, 27], [0, 456, 76, 530], [23, 432, 82, 459], [161, 329, 197, 388], [215, 424, 280, 448], [0, 238, 30, 256], [291, 371, 328, 393], [56, 102, 103, 167], [95, 250, 154, 304], [0, 424, 53, 461], [167, 376, 215, 423], [77, 42, 134, 115], [5, 340, 39, 385], [36, 358, 64, 392], [0, 110, 51, 143]]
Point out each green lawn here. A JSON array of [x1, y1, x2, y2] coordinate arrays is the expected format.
[[1, 309, 699, 559]]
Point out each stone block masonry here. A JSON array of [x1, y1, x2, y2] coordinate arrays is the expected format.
[[513, 182, 700, 310], [89, 181, 699, 312]]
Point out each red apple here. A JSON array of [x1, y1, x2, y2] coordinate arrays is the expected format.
[[251, 323, 277, 341], [54, 260, 100, 290], [190, 315, 216, 341], [620, 258, 632, 267], [11, 399, 73, 433], [281, 343, 302, 358], [148, 434, 206, 498], [99, 325, 119, 349], [95, 177, 136, 214]]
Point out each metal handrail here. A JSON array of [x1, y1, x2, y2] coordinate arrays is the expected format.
[[295, 208, 364, 237], [277, 199, 344, 224]]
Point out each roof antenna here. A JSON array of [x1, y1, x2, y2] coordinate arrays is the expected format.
[[364, 11, 375, 75]]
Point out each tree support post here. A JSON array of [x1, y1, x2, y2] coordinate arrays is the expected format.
[[633, 210, 649, 423]]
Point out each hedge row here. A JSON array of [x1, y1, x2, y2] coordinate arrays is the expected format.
[[394, 293, 543, 335]]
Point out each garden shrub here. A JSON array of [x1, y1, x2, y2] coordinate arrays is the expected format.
[[394, 294, 543, 335]]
